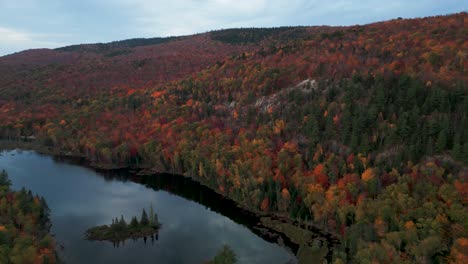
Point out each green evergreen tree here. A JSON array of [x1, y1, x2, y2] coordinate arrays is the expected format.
[[341, 108, 352, 144], [350, 127, 360, 152], [452, 134, 462, 160], [436, 128, 447, 153], [462, 143, 468, 164], [426, 137, 434, 156], [130, 216, 139, 228], [360, 133, 370, 154], [119, 215, 127, 228], [305, 115, 319, 146], [149, 204, 155, 226], [0, 170, 11, 189], [208, 245, 237, 264], [374, 83, 386, 113], [324, 113, 336, 140], [140, 209, 149, 226], [153, 213, 159, 227]]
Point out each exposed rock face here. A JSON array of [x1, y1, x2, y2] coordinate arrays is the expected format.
[[255, 79, 318, 112]]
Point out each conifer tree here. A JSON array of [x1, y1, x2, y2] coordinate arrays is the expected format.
[[119, 215, 127, 227], [452, 134, 462, 160], [140, 209, 149, 226], [130, 216, 139, 228], [149, 204, 155, 225], [436, 128, 447, 153]]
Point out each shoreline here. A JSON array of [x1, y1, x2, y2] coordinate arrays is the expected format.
[[0, 139, 340, 262]]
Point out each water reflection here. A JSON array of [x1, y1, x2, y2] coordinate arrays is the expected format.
[[0, 150, 295, 264]]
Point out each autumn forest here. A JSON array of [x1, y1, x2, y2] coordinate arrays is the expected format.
[[0, 12, 467, 263]]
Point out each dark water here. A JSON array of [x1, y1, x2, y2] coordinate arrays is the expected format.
[[0, 150, 295, 264]]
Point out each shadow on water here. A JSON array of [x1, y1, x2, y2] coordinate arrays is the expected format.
[[47, 153, 339, 262]]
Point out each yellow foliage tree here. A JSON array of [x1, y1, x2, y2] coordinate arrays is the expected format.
[[361, 168, 375, 182]]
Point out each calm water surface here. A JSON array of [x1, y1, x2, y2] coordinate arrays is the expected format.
[[0, 150, 294, 264]]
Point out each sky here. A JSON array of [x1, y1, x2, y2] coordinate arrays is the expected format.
[[0, 0, 466, 56]]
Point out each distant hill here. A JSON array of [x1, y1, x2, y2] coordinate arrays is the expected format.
[[55, 36, 181, 53]]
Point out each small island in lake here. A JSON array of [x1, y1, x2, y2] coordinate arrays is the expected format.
[[86, 206, 161, 243]]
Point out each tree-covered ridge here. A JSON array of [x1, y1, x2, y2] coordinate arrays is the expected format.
[[210, 27, 309, 44], [0, 34, 255, 100], [0, 170, 56, 263], [55, 36, 181, 53], [0, 13, 466, 263]]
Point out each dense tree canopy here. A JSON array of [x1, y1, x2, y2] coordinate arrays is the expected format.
[[0, 13, 466, 263]]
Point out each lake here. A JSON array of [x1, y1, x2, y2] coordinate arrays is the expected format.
[[0, 150, 295, 264]]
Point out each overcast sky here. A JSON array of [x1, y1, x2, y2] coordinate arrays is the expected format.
[[0, 0, 466, 56]]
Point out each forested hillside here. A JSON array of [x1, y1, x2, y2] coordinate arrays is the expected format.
[[0, 13, 466, 263], [0, 170, 56, 263]]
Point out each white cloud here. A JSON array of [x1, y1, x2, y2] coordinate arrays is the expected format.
[[0, 26, 30, 41], [0, 26, 67, 55]]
